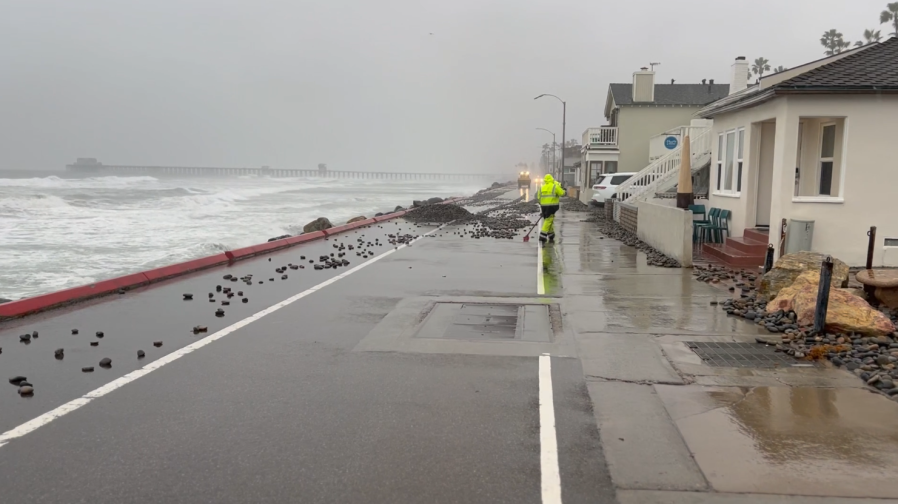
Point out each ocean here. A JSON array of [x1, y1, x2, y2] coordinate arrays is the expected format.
[[0, 172, 485, 301]]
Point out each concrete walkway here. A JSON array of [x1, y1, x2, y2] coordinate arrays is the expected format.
[[553, 210, 898, 503], [2, 195, 898, 503]]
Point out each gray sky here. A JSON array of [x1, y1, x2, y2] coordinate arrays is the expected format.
[[0, 0, 891, 173]]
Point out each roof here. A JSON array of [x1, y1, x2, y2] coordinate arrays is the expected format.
[[699, 37, 898, 118], [609, 83, 731, 107], [777, 37, 898, 90]]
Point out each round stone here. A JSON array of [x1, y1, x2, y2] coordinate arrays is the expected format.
[[137, 350, 146, 358], [18, 386, 34, 396], [9, 376, 27, 385], [96, 331, 104, 338], [82, 366, 94, 372], [153, 341, 163, 347], [99, 357, 112, 367]]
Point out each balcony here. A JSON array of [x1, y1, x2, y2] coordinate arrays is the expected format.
[[582, 127, 618, 149]]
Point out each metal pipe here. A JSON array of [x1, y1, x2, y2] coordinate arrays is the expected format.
[[813, 256, 834, 334], [865, 226, 877, 299]]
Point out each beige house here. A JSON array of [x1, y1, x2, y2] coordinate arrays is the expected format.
[[579, 70, 728, 200], [698, 38, 898, 267]]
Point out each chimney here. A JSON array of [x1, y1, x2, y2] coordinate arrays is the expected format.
[[709, 79, 715, 85], [632, 67, 655, 103], [702, 79, 707, 85], [730, 56, 748, 95]]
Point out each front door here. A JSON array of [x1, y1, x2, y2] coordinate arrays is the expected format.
[[755, 122, 776, 227]]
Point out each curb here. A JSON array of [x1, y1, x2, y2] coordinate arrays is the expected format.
[[0, 197, 462, 320]]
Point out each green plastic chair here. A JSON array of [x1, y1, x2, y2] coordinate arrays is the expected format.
[[689, 204, 709, 242], [695, 208, 719, 244], [708, 209, 731, 243]]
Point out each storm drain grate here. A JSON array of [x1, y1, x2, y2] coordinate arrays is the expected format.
[[685, 341, 801, 368]]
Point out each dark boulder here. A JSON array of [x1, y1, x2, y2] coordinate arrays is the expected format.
[[394, 206, 405, 212], [0, 298, 11, 304], [426, 197, 444, 205], [303, 217, 333, 233]]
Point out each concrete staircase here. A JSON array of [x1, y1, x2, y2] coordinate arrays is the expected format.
[[701, 228, 769, 268]]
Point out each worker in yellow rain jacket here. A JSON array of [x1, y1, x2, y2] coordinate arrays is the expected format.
[[538, 174, 565, 244]]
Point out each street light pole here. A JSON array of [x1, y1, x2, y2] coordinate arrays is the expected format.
[[535, 94, 566, 183], [535, 128, 556, 178]]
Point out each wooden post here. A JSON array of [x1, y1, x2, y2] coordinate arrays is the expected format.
[[676, 135, 694, 209], [813, 256, 834, 334], [764, 245, 775, 273], [778, 218, 787, 258]]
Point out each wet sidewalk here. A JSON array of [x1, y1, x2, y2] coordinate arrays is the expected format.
[[553, 210, 898, 503]]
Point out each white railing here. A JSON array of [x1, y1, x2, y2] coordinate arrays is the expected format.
[[614, 127, 712, 206], [582, 127, 618, 147]]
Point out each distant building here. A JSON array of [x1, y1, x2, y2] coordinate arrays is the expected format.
[[579, 69, 729, 199]]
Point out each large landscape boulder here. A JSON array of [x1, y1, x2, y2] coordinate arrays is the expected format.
[[426, 197, 444, 205], [412, 200, 426, 208], [346, 216, 367, 224], [759, 251, 849, 299], [303, 217, 333, 233], [394, 205, 405, 212], [766, 270, 895, 335]]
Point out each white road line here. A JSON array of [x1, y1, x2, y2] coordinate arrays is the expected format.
[[0, 226, 443, 449], [539, 354, 562, 504], [537, 242, 545, 295]]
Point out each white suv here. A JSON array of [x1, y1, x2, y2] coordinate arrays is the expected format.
[[590, 172, 636, 205]]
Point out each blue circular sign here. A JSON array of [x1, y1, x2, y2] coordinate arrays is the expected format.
[[664, 136, 679, 150]]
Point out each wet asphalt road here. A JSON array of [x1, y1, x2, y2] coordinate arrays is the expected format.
[[0, 206, 613, 503]]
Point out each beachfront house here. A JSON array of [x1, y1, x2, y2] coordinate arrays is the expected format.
[[697, 37, 898, 267], [579, 69, 729, 201]]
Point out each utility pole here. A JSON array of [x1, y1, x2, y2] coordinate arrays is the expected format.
[[535, 94, 566, 183]]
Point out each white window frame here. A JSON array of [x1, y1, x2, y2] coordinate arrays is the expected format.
[[793, 118, 847, 204], [714, 128, 742, 196], [817, 122, 836, 196]]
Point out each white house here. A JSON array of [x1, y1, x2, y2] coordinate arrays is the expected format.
[[698, 38, 898, 267]]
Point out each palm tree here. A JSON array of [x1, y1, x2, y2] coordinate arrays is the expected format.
[[751, 57, 771, 81], [773, 65, 787, 73], [882, 2, 898, 37], [855, 28, 883, 46], [820, 29, 847, 55]]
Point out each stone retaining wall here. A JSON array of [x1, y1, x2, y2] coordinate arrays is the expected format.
[[604, 200, 614, 220], [619, 202, 638, 235]]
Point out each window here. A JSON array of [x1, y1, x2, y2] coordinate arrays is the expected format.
[[716, 134, 723, 191], [794, 122, 803, 196], [592, 176, 607, 189], [610, 175, 632, 185], [736, 128, 744, 192], [605, 161, 618, 174], [715, 129, 742, 195], [588, 161, 602, 186], [819, 123, 836, 195], [794, 117, 845, 199]]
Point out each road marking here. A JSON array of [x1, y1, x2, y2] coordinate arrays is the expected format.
[[539, 354, 562, 504], [537, 243, 545, 295], [0, 226, 444, 449]]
